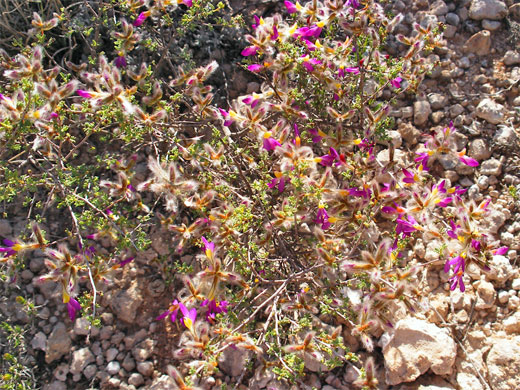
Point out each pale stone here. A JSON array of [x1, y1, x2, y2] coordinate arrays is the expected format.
[[383, 317, 456, 385], [486, 336, 520, 390], [469, 0, 508, 20]]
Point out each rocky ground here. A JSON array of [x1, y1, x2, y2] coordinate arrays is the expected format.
[[2, 0, 520, 389]]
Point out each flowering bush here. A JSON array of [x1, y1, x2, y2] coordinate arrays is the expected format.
[[0, 0, 509, 388]]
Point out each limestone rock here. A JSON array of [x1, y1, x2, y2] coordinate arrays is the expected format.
[[479, 158, 502, 177], [110, 281, 143, 323], [469, 0, 508, 20], [468, 138, 491, 161], [464, 30, 491, 55], [70, 347, 95, 375], [476, 98, 505, 124], [486, 255, 514, 285], [148, 375, 177, 390], [45, 322, 72, 363], [503, 312, 520, 334], [486, 336, 520, 390], [383, 317, 456, 385], [398, 123, 421, 145], [414, 100, 431, 126]]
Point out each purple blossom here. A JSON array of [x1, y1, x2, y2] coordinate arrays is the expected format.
[[338, 66, 360, 77], [133, 11, 150, 27], [77, 90, 92, 98], [252, 15, 261, 29], [493, 246, 508, 255], [263, 133, 281, 151], [271, 25, 279, 40], [219, 108, 234, 127], [415, 152, 431, 170], [284, 0, 299, 14], [293, 25, 322, 39], [67, 298, 81, 321], [268, 173, 289, 193], [247, 64, 263, 72], [308, 128, 325, 143], [459, 154, 479, 167], [241, 46, 259, 56], [315, 206, 332, 230], [444, 255, 466, 292], [0, 239, 19, 257], [114, 55, 127, 68], [156, 299, 180, 322], [201, 299, 229, 322], [179, 302, 197, 330], [390, 76, 402, 88], [302, 57, 321, 72], [396, 215, 421, 238], [346, 0, 360, 8]]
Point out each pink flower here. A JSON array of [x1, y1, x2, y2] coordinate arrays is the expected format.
[[77, 90, 92, 98], [247, 64, 263, 72], [252, 15, 261, 29], [133, 11, 150, 27], [302, 57, 321, 72], [493, 246, 508, 255], [271, 25, 279, 40], [179, 302, 197, 330], [219, 108, 234, 127], [284, 0, 299, 14], [241, 46, 259, 56], [444, 255, 466, 292], [315, 206, 332, 230], [390, 76, 402, 88], [338, 66, 360, 77], [114, 55, 127, 68], [182, 0, 193, 6], [67, 298, 81, 321], [263, 136, 281, 151], [156, 299, 180, 322], [201, 299, 228, 322], [268, 173, 289, 193], [396, 215, 421, 237], [459, 155, 479, 167]]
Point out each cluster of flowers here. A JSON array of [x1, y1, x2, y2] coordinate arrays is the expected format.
[[0, 0, 511, 388]]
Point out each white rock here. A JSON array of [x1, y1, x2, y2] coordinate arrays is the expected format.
[[494, 125, 518, 147], [431, 0, 449, 15], [480, 158, 502, 176], [73, 318, 90, 336], [463, 30, 491, 55], [414, 100, 432, 126], [106, 360, 120, 375], [32, 332, 47, 351], [476, 98, 505, 124], [482, 19, 501, 30], [46, 322, 72, 364], [469, 0, 508, 20], [487, 255, 514, 285], [512, 278, 520, 290], [503, 312, 520, 334], [504, 51, 520, 66], [457, 372, 484, 390], [486, 336, 520, 390], [70, 347, 95, 375], [468, 138, 491, 161], [383, 317, 456, 385]]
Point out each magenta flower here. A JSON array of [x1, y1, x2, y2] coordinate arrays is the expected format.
[[219, 108, 235, 127], [262, 133, 281, 151], [446, 220, 460, 239], [348, 186, 371, 199], [346, 0, 360, 8], [247, 64, 263, 72], [242, 95, 260, 108], [458, 154, 479, 167], [471, 239, 481, 251], [316, 147, 341, 167], [268, 173, 289, 193], [271, 25, 279, 40], [293, 25, 322, 39], [338, 66, 360, 77], [251, 15, 261, 29], [133, 11, 150, 27], [396, 215, 421, 237], [241, 46, 259, 56], [315, 206, 333, 230], [402, 168, 418, 184], [284, 0, 299, 14], [415, 152, 431, 170], [444, 255, 466, 292], [201, 299, 229, 322], [390, 76, 402, 88], [0, 239, 19, 257], [179, 302, 197, 331], [302, 57, 321, 72], [67, 298, 81, 321], [308, 128, 325, 143], [115, 55, 127, 68], [156, 299, 180, 322], [77, 90, 92, 98], [493, 246, 508, 255], [182, 0, 193, 6]]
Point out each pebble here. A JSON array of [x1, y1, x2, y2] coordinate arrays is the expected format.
[[464, 30, 491, 55], [128, 373, 145, 387], [106, 360, 121, 375], [498, 290, 509, 304], [480, 158, 502, 176], [414, 100, 432, 126], [106, 347, 119, 362], [482, 19, 501, 30], [446, 12, 460, 25], [136, 361, 154, 377], [469, 138, 491, 160], [83, 364, 97, 380], [73, 318, 91, 336], [476, 98, 505, 124], [469, 0, 508, 20], [512, 278, 520, 290]]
